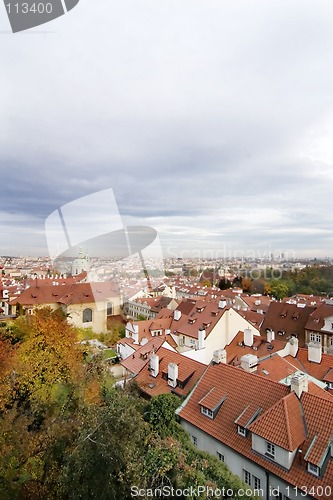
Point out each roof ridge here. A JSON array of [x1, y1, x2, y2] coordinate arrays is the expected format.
[[283, 394, 294, 450]]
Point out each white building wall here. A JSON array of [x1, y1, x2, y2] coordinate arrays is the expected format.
[[117, 342, 135, 360], [181, 309, 261, 365], [180, 420, 313, 500], [252, 434, 297, 470]]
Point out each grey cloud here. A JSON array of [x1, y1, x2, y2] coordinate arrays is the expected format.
[[1, 0, 333, 256]]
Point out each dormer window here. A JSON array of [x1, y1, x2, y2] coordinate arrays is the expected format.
[[237, 425, 246, 437], [265, 441, 275, 459], [199, 388, 227, 420], [307, 462, 320, 477], [201, 406, 214, 419]]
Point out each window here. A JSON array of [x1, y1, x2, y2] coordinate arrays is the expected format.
[[83, 308, 93, 323], [243, 470, 251, 486], [330, 337, 333, 347], [310, 333, 322, 343], [238, 425, 246, 437], [201, 406, 214, 419], [253, 476, 261, 490], [265, 441, 275, 459], [190, 339, 196, 345], [216, 452, 225, 462], [243, 471, 262, 490], [307, 462, 320, 477], [106, 302, 113, 316], [191, 435, 197, 446]]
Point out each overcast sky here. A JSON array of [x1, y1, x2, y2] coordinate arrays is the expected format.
[[1, 0, 333, 259]]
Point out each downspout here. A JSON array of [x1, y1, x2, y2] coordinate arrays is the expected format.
[[265, 470, 270, 499]]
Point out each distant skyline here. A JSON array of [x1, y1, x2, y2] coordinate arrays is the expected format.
[[1, 1, 333, 258]]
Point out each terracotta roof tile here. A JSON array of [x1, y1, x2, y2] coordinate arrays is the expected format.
[[234, 403, 262, 428], [248, 393, 307, 451], [199, 387, 227, 411], [10, 281, 119, 306], [134, 347, 206, 398], [260, 302, 316, 347], [179, 363, 333, 499]]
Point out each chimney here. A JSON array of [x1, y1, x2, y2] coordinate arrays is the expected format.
[[289, 337, 299, 357], [198, 328, 206, 350], [168, 362, 178, 388], [267, 329, 275, 343], [244, 327, 253, 347], [290, 373, 308, 397], [218, 299, 227, 309], [132, 324, 139, 344], [240, 354, 258, 373], [308, 341, 322, 364], [174, 310, 181, 321], [213, 349, 227, 364], [150, 353, 159, 377]]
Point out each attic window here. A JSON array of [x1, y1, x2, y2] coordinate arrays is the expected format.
[[292, 313, 300, 320], [278, 330, 285, 336], [280, 311, 287, 318], [188, 318, 196, 324], [201, 406, 214, 419], [31, 294, 37, 299], [237, 426, 247, 437], [265, 442, 275, 459], [307, 463, 320, 477]]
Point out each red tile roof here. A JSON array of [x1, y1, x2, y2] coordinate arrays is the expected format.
[[287, 348, 333, 383], [178, 363, 333, 498], [10, 281, 119, 306], [249, 392, 307, 451], [260, 302, 316, 347], [234, 403, 262, 428], [301, 392, 333, 468], [134, 347, 206, 398], [121, 337, 166, 375], [305, 302, 333, 333], [226, 331, 286, 365], [199, 387, 227, 411]]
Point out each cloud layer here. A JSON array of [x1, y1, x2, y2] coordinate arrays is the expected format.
[[1, 0, 333, 257]]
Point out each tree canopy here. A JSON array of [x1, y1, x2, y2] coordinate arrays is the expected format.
[[0, 308, 259, 499]]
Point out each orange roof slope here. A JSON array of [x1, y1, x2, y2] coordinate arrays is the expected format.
[[301, 392, 333, 467], [249, 392, 307, 452], [178, 363, 289, 454], [135, 347, 206, 398]]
